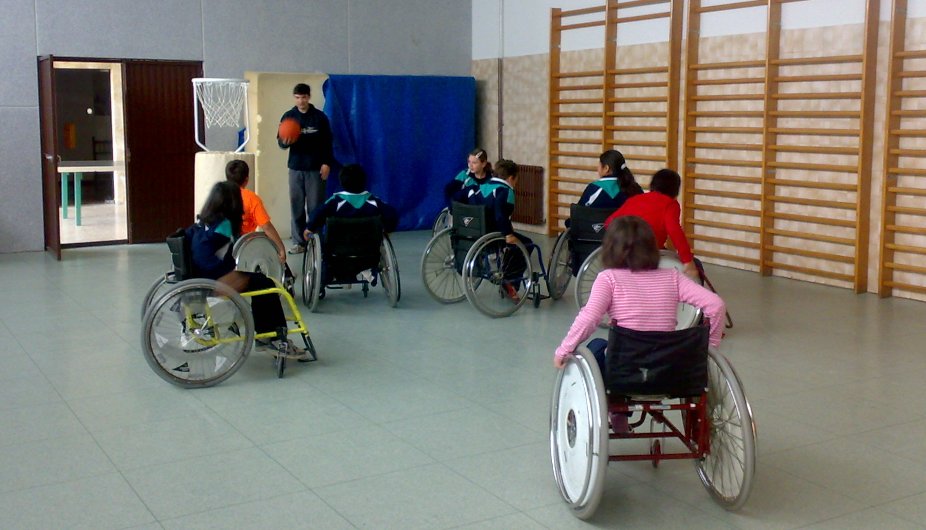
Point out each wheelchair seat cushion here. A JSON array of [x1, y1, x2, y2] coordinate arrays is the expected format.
[[605, 322, 709, 397]]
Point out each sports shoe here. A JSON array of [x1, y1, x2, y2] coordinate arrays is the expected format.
[[273, 339, 310, 362], [503, 282, 521, 303], [288, 244, 306, 255]]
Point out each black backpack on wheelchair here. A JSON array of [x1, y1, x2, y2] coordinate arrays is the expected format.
[[449, 201, 494, 274], [568, 204, 613, 276], [323, 216, 385, 283]]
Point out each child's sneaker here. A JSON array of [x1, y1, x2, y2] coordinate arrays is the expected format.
[[273, 339, 310, 362], [503, 283, 520, 303], [288, 244, 306, 255]]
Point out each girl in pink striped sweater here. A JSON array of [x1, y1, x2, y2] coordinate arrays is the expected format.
[[554, 216, 725, 370]]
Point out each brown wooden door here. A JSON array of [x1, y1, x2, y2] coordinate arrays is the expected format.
[[123, 60, 202, 243], [37, 56, 62, 259]]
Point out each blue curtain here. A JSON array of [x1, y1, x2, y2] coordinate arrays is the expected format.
[[323, 75, 475, 230]]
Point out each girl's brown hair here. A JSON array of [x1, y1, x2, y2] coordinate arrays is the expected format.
[[601, 216, 660, 271]]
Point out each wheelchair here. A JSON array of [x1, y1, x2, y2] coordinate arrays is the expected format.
[[547, 204, 613, 300], [301, 216, 400, 312], [421, 202, 552, 317], [431, 206, 452, 237], [550, 322, 756, 519], [140, 230, 317, 387]]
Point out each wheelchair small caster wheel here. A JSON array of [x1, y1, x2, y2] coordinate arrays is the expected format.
[[650, 440, 661, 468], [274, 353, 286, 379]]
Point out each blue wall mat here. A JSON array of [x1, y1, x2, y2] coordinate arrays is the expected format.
[[323, 75, 475, 231]]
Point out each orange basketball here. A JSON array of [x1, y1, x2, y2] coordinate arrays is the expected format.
[[278, 118, 301, 143]]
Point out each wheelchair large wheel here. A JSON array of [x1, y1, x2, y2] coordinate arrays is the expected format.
[[574, 248, 608, 327], [462, 233, 531, 318], [421, 228, 465, 303], [301, 234, 322, 312], [547, 229, 573, 300], [431, 207, 452, 237], [141, 279, 254, 388], [141, 275, 172, 321], [550, 347, 609, 520], [379, 235, 401, 307], [697, 349, 757, 510], [234, 232, 285, 284], [658, 250, 703, 330]]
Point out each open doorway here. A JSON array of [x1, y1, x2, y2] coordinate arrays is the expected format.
[[53, 61, 127, 245]]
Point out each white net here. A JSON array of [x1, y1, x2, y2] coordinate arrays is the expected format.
[[193, 78, 248, 128]]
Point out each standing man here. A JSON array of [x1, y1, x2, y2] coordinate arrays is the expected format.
[[279, 83, 333, 254]]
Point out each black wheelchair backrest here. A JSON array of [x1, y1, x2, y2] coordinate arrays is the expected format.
[[325, 216, 384, 258], [569, 204, 613, 244], [166, 228, 192, 281], [451, 201, 492, 240], [605, 321, 710, 397]]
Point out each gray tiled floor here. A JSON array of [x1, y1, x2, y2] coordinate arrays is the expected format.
[[2, 230, 926, 529]]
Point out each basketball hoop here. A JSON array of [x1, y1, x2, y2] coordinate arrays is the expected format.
[[192, 78, 249, 152]]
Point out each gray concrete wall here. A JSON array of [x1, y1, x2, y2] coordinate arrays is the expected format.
[[0, 0, 471, 253]]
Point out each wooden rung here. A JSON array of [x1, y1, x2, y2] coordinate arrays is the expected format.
[[689, 60, 765, 70], [897, 70, 926, 78], [608, 125, 665, 132], [624, 154, 667, 163], [766, 244, 855, 264], [690, 233, 760, 249], [764, 261, 854, 282], [688, 126, 763, 134], [552, 179, 588, 188], [607, 66, 668, 75], [688, 172, 761, 184], [895, 90, 926, 98], [775, 73, 862, 82], [772, 54, 862, 66], [551, 124, 602, 131], [768, 161, 858, 173], [691, 93, 765, 101], [697, 0, 765, 13], [887, 205, 926, 216], [887, 186, 926, 197], [888, 262, 926, 275], [889, 129, 926, 137], [769, 144, 859, 155], [557, 5, 606, 17], [886, 224, 926, 235], [552, 98, 603, 105], [554, 70, 604, 79], [692, 77, 765, 86], [886, 243, 926, 255], [768, 211, 855, 228], [552, 150, 599, 158], [552, 112, 602, 118], [694, 248, 760, 266], [887, 167, 926, 176], [892, 109, 926, 117], [688, 110, 764, 117], [614, 0, 671, 9], [557, 84, 605, 91], [772, 91, 860, 100], [607, 111, 667, 118], [686, 188, 760, 201], [895, 49, 926, 59], [615, 11, 670, 24], [689, 142, 763, 151], [770, 127, 860, 136], [561, 20, 607, 31], [688, 157, 762, 168], [766, 227, 855, 245], [769, 110, 860, 118], [687, 203, 760, 217], [767, 194, 857, 210], [609, 96, 668, 103], [883, 281, 926, 295], [551, 137, 602, 145], [686, 218, 761, 233], [890, 148, 926, 157], [767, 178, 858, 192], [632, 168, 657, 176], [612, 81, 669, 89], [609, 139, 667, 147], [553, 162, 596, 171]]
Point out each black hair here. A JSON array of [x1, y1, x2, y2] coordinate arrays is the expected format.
[[601, 216, 660, 271], [198, 181, 243, 237], [293, 83, 311, 96], [600, 149, 643, 197], [225, 159, 249, 187], [494, 159, 519, 179], [649, 168, 681, 198], [339, 164, 367, 194]]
